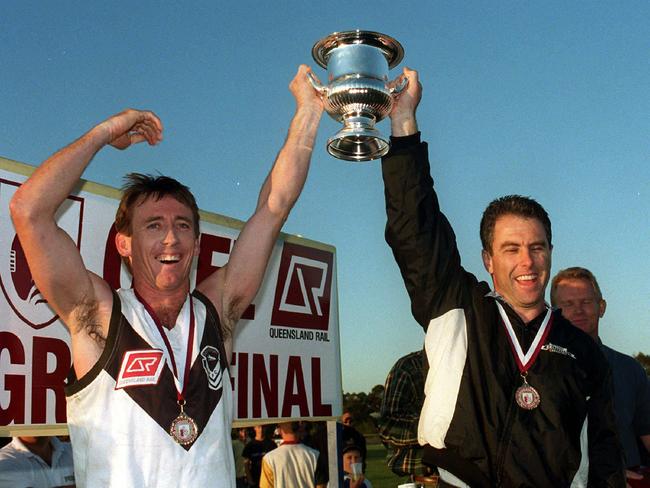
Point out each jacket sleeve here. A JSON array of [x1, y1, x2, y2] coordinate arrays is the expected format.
[[382, 133, 470, 329], [587, 350, 626, 487]]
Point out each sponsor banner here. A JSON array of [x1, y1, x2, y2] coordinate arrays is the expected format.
[[0, 157, 341, 433]]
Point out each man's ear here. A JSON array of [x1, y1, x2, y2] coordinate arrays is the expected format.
[[115, 232, 132, 258], [481, 249, 493, 274], [599, 299, 607, 318]]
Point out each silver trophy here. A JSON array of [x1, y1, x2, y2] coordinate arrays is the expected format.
[[310, 30, 407, 162]]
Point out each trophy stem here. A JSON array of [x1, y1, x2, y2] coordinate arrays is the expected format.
[[326, 113, 390, 162], [343, 114, 376, 131]]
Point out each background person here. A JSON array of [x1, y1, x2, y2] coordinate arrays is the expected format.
[[377, 350, 438, 487], [341, 411, 367, 473], [341, 411, 354, 427], [300, 421, 331, 487], [340, 444, 372, 488], [0, 436, 75, 488], [259, 422, 319, 488], [242, 425, 277, 487], [232, 428, 248, 488], [552, 267, 650, 485]]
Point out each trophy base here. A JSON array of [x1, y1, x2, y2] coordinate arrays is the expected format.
[[326, 125, 390, 162]]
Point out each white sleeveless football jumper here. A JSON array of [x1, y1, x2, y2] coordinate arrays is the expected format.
[[65, 288, 235, 488]]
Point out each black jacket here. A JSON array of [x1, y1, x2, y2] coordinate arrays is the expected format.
[[382, 134, 624, 487]]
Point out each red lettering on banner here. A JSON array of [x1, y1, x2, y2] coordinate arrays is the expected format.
[[310, 357, 332, 416], [231, 352, 333, 420], [0, 331, 26, 424], [103, 224, 122, 289], [252, 354, 278, 418], [196, 233, 255, 320], [237, 352, 249, 418], [196, 233, 231, 284], [282, 356, 309, 417], [31, 337, 71, 423], [230, 352, 236, 391]]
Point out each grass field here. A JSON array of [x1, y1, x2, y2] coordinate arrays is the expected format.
[[363, 442, 410, 488]]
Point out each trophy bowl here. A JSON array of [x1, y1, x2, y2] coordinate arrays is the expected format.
[[311, 30, 406, 162]]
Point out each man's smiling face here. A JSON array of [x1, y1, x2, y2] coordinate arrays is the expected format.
[[117, 195, 199, 294], [482, 214, 552, 321], [553, 278, 604, 340]]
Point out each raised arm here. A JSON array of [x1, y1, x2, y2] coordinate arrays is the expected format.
[[198, 65, 324, 336], [9, 110, 163, 336], [382, 68, 467, 328]]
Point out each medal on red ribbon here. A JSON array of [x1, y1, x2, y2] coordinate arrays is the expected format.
[[135, 290, 198, 444], [170, 403, 199, 445], [495, 301, 553, 410], [515, 376, 541, 410]]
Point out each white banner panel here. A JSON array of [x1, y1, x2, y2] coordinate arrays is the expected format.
[[0, 157, 342, 435]]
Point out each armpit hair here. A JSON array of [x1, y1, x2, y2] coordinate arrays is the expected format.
[[221, 314, 235, 342], [221, 305, 241, 342], [73, 297, 106, 348]]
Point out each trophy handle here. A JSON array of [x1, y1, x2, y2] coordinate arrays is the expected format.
[[308, 71, 328, 95], [389, 76, 409, 95]]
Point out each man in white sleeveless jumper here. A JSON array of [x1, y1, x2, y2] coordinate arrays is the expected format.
[[10, 65, 324, 487]]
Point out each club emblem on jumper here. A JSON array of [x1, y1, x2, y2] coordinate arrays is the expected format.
[[200, 345, 223, 391], [310, 30, 407, 161], [0, 178, 84, 329]]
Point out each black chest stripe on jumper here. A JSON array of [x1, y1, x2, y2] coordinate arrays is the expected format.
[[105, 291, 228, 451]]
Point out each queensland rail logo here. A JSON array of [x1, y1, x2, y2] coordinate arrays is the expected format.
[[271, 242, 333, 331]]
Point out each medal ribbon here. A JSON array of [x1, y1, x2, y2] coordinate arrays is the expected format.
[[495, 301, 554, 375], [134, 289, 195, 404]]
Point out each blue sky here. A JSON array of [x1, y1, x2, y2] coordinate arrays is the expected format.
[[2, 1, 649, 393]]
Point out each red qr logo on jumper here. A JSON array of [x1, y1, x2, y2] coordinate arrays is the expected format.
[[0, 178, 84, 329], [115, 350, 165, 389], [271, 242, 333, 331]]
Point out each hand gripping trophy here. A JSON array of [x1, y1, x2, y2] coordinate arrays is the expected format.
[[310, 30, 407, 162]]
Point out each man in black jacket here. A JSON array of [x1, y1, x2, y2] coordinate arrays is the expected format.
[[381, 67, 625, 487]]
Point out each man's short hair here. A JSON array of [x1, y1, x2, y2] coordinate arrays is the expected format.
[[480, 195, 552, 253], [115, 173, 200, 237], [550, 267, 603, 306], [278, 421, 301, 434]]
